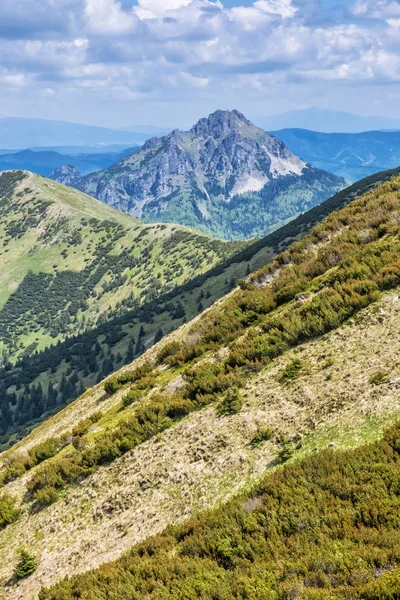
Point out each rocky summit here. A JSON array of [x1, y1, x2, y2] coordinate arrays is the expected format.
[[68, 110, 346, 240], [50, 165, 81, 186]]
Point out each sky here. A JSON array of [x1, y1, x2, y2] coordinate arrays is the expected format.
[[0, 0, 399, 128]]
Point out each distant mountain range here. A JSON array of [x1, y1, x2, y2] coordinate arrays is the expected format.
[[0, 117, 149, 148], [65, 110, 345, 240], [272, 129, 400, 181], [258, 108, 400, 133], [0, 147, 139, 178]]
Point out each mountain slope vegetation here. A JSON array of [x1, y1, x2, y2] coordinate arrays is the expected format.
[[0, 169, 400, 599], [40, 419, 400, 600], [0, 170, 246, 443], [0, 168, 395, 449], [70, 110, 346, 240]]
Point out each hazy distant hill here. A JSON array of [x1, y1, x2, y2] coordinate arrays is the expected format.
[[273, 128, 400, 181], [0, 117, 148, 148], [258, 107, 400, 133], [0, 147, 139, 177]]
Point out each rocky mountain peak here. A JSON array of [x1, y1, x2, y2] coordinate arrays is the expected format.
[[190, 109, 253, 138], [72, 109, 346, 239]]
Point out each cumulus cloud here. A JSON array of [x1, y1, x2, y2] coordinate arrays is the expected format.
[[134, 0, 194, 19], [351, 0, 400, 20], [0, 0, 399, 122], [85, 0, 138, 34]]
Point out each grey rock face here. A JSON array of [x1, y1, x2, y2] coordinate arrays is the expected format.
[[50, 165, 81, 186]]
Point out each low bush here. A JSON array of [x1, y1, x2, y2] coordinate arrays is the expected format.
[[251, 428, 273, 447], [218, 389, 243, 416], [279, 359, 304, 384], [369, 371, 390, 386], [15, 549, 38, 579], [0, 493, 20, 528]]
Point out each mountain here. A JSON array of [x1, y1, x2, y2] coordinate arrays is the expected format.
[[258, 107, 400, 133], [0, 168, 395, 449], [0, 147, 139, 178], [1, 167, 399, 599], [273, 128, 400, 181], [70, 110, 346, 240], [49, 165, 81, 185], [0, 118, 149, 148]]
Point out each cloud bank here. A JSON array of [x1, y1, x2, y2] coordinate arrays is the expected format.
[[0, 0, 398, 126]]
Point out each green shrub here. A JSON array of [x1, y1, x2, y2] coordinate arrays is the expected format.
[[0, 493, 20, 528], [369, 371, 390, 386], [3, 456, 30, 483], [277, 443, 294, 464], [218, 389, 243, 416], [279, 359, 304, 384], [29, 436, 67, 464], [251, 428, 274, 447], [72, 413, 102, 437], [122, 388, 142, 407], [15, 549, 38, 579], [34, 486, 59, 507]]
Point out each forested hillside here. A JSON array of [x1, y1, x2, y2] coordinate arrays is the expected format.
[[0, 171, 238, 360], [0, 168, 396, 448], [0, 168, 400, 599]]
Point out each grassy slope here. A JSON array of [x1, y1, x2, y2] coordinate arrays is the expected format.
[[1, 167, 398, 449], [0, 170, 240, 357], [0, 171, 400, 598], [40, 405, 400, 600]]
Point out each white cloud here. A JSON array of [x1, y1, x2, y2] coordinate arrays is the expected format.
[[0, 0, 399, 124], [134, 0, 193, 19], [85, 0, 137, 34], [351, 0, 400, 19], [254, 0, 297, 19]]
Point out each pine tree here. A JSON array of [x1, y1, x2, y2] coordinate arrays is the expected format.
[[126, 339, 134, 363], [154, 328, 164, 344], [15, 549, 38, 579]]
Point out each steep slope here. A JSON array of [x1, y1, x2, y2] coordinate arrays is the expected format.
[[0, 171, 399, 599], [0, 168, 395, 449], [274, 128, 400, 181], [40, 418, 400, 600], [71, 110, 346, 240]]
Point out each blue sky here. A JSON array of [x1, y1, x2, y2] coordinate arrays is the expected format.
[[0, 0, 399, 128]]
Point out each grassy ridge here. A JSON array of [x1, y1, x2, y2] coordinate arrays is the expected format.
[[0, 171, 244, 445], [0, 171, 239, 356]]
